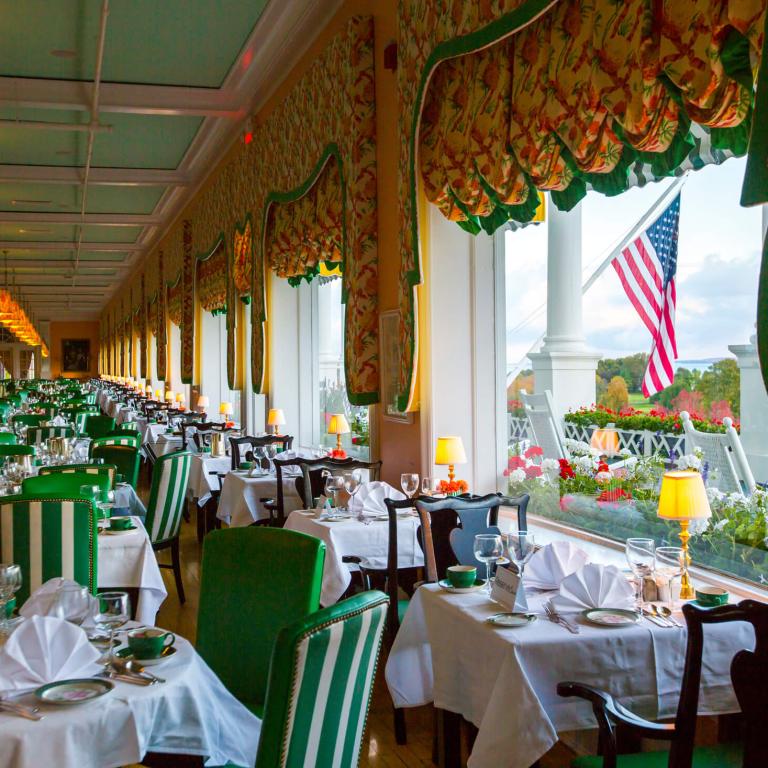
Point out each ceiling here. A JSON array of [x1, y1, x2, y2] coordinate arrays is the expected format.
[[0, 0, 343, 324]]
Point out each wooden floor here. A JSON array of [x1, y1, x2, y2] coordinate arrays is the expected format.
[[144, 492, 578, 768]]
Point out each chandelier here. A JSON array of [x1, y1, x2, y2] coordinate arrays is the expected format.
[[0, 253, 49, 357]]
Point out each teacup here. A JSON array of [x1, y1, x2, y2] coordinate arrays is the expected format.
[[109, 517, 133, 531], [695, 585, 729, 607], [240, 461, 254, 471], [127, 628, 175, 660], [447, 565, 477, 588]]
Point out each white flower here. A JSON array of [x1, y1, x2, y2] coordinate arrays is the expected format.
[[676, 453, 702, 471], [509, 468, 526, 484], [574, 456, 595, 474], [541, 458, 559, 474], [706, 487, 725, 503], [727, 492, 748, 506]]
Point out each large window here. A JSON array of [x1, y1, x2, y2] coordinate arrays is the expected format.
[[500, 158, 768, 587], [199, 311, 241, 425]]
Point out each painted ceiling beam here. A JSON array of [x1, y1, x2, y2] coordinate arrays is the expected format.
[[0, 165, 188, 186], [0, 240, 142, 252], [0, 211, 160, 226]]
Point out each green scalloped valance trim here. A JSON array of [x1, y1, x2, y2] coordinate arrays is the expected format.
[[286, 260, 344, 287], [211, 306, 228, 316]]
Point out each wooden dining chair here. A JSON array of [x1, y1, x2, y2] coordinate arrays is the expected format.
[[0, 495, 98, 603], [229, 434, 294, 470], [558, 599, 768, 768]]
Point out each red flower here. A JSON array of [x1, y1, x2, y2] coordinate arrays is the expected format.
[[597, 462, 610, 474], [524, 446, 544, 459], [525, 465, 542, 478], [330, 448, 347, 459], [597, 487, 632, 503], [558, 459, 575, 479], [508, 456, 526, 470]]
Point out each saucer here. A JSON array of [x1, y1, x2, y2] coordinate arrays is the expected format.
[[116, 645, 177, 666], [486, 612, 537, 627], [438, 578, 486, 594]]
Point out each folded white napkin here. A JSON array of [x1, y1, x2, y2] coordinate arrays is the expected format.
[[348, 481, 406, 517], [524, 541, 589, 591], [49, 415, 68, 427], [0, 615, 102, 691], [549, 563, 635, 613], [20, 578, 98, 627]]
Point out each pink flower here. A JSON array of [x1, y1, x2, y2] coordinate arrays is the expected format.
[[525, 465, 542, 478], [508, 456, 526, 470], [524, 446, 544, 459]]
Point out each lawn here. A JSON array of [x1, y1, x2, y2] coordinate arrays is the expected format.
[[627, 392, 654, 411]]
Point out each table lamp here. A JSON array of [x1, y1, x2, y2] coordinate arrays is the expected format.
[[154, 388, 162, 400], [196, 395, 209, 414], [219, 402, 233, 424], [267, 408, 286, 436], [590, 424, 619, 458], [327, 413, 350, 451], [146, 385, 153, 397], [435, 436, 467, 482], [175, 392, 185, 411], [657, 470, 711, 599], [165, 390, 175, 403]]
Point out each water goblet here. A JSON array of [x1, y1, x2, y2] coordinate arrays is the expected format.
[[95, 591, 130, 664], [655, 546, 685, 612], [473, 534, 503, 594], [503, 531, 536, 580], [400, 473, 419, 499], [421, 477, 437, 496], [343, 471, 361, 515], [0, 563, 22, 635], [53, 583, 91, 626], [324, 475, 345, 510], [625, 538, 655, 614]]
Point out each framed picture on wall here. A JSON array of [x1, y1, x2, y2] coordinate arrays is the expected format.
[[62, 339, 91, 373], [379, 310, 414, 423]]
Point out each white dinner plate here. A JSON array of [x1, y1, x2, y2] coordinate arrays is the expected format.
[[35, 678, 113, 706], [103, 526, 138, 536], [582, 608, 639, 627], [486, 612, 537, 628]]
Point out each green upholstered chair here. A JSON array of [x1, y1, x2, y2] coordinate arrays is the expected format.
[[102, 431, 141, 447], [0, 444, 35, 458], [90, 441, 140, 488], [0, 432, 17, 445], [197, 527, 326, 718], [71, 408, 100, 434], [12, 413, 44, 428], [558, 600, 768, 768], [118, 420, 138, 432], [34, 402, 58, 418], [84, 392, 97, 405], [255, 590, 388, 768], [83, 414, 116, 440], [25, 426, 75, 445], [144, 451, 192, 603], [22, 471, 110, 501], [38, 462, 118, 488], [0, 495, 98, 604]]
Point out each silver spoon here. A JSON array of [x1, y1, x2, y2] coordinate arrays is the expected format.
[[656, 604, 683, 628], [113, 658, 165, 684]]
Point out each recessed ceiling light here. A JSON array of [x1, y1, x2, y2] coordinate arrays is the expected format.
[[50, 49, 77, 59], [11, 199, 53, 206]]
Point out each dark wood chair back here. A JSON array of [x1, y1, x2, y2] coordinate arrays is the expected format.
[[229, 435, 294, 470], [189, 422, 231, 451], [294, 469, 330, 509]]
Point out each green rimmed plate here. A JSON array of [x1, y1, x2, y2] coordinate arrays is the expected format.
[[35, 678, 113, 706], [486, 612, 537, 628], [582, 608, 639, 627], [438, 578, 487, 594]]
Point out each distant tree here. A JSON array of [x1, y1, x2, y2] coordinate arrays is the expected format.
[[671, 388, 704, 416], [597, 358, 622, 385], [650, 367, 702, 409], [508, 370, 534, 401], [709, 400, 734, 422], [599, 376, 629, 411], [619, 353, 649, 392], [698, 359, 740, 417], [596, 374, 607, 402]]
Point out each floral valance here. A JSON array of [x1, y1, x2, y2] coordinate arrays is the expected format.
[[167, 273, 183, 327], [232, 218, 252, 299], [196, 240, 227, 313], [265, 154, 344, 283]]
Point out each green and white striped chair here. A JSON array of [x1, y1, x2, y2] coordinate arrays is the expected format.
[[119, 420, 138, 432], [38, 462, 118, 488], [145, 451, 192, 603], [91, 434, 140, 450], [0, 495, 98, 604], [25, 426, 75, 445], [72, 409, 100, 434], [0, 432, 17, 445], [254, 591, 388, 768]]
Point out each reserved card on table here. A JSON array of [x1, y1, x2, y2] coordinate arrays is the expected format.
[[491, 565, 528, 611]]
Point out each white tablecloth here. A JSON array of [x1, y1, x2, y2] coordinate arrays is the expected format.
[[285, 510, 423, 605], [187, 454, 231, 505], [386, 585, 754, 768], [0, 629, 261, 768], [217, 470, 303, 526], [139, 421, 169, 446], [97, 517, 167, 625], [113, 484, 147, 517]]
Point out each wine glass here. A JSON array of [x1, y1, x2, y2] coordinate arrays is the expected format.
[[53, 583, 91, 626], [473, 534, 503, 594], [400, 473, 419, 499], [625, 538, 655, 614], [0, 564, 22, 634], [95, 591, 130, 664], [343, 471, 361, 515], [324, 475, 345, 510], [421, 477, 437, 496], [503, 531, 536, 580], [656, 546, 685, 612]]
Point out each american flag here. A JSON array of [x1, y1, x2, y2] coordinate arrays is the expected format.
[[611, 195, 681, 397]]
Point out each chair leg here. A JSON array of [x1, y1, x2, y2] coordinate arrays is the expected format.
[[170, 536, 186, 604], [394, 705, 407, 745]]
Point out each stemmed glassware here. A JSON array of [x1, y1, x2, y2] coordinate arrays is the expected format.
[[625, 538, 656, 615], [324, 475, 345, 511], [343, 471, 361, 515], [503, 531, 536, 580], [400, 473, 419, 499], [0, 563, 22, 634], [421, 477, 437, 496], [656, 546, 685, 612], [473, 534, 503, 594], [95, 591, 130, 664], [53, 583, 91, 626]]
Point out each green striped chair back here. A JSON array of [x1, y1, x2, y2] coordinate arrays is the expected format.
[[35, 403, 58, 418], [90, 444, 140, 488], [12, 413, 44, 428], [22, 472, 110, 501], [0, 495, 98, 604], [84, 393, 97, 405], [25, 426, 75, 445], [0, 432, 17, 445], [145, 451, 191, 544], [83, 415, 116, 440], [0, 444, 34, 458], [72, 409, 100, 433], [38, 462, 117, 488], [256, 591, 388, 768], [119, 421, 138, 432], [91, 434, 140, 450]]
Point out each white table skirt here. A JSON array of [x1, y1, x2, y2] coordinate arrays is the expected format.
[[0, 630, 261, 768], [386, 584, 754, 768], [187, 454, 231, 505], [284, 510, 423, 605], [97, 517, 167, 625], [217, 471, 303, 526], [113, 484, 147, 517]]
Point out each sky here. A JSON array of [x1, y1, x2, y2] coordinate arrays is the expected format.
[[504, 157, 764, 373]]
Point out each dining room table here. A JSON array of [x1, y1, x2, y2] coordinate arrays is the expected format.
[[0, 620, 261, 768], [187, 451, 232, 506], [284, 508, 424, 605], [386, 582, 755, 768], [97, 516, 166, 625], [216, 467, 304, 527]]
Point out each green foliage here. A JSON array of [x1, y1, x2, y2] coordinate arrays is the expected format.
[[698, 358, 740, 417], [599, 375, 629, 411], [564, 405, 736, 433], [597, 353, 648, 393]]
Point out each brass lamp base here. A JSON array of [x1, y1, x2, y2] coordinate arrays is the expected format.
[[448, 463, 455, 482], [677, 519, 695, 600]]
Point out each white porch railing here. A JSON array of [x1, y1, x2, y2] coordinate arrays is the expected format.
[[507, 415, 687, 458]]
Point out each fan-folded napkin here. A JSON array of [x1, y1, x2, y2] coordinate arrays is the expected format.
[[348, 481, 406, 517], [524, 541, 589, 590], [549, 563, 635, 613]]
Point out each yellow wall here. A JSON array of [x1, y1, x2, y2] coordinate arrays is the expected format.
[[49, 321, 100, 379]]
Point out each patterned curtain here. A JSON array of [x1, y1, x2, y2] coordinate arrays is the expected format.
[[265, 155, 344, 284], [232, 218, 252, 299], [419, 0, 765, 233], [19, 350, 34, 380], [167, 274, 183, 327], [0, 349, 12, 378], [147, 295, 157, 337], [197, 240, 228, 313]]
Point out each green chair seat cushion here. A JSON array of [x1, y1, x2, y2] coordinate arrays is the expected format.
[[398, 598, 409, 623], [572, 743, 742, 768], [243, 700, 264, 719]]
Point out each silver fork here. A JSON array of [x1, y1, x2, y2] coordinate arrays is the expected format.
[[0, 700, 43, 721], [544, 601, 580, 634]]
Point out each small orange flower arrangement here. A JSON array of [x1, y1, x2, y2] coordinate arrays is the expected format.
[[330, 448, 347, 459], [438, 479, 468, 495]]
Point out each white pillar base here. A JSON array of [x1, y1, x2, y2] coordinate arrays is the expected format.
[[528, 347, 602, 421]]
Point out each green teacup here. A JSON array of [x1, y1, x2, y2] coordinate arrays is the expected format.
[[240, 461, 254, 470], [127, 628, 175, 660], [695, 586, 729, 607], [447, 565, 477, 588], [109, 517, 133, 531]]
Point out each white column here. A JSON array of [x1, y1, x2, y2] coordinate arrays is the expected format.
[[528, 199, 601, 418]]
